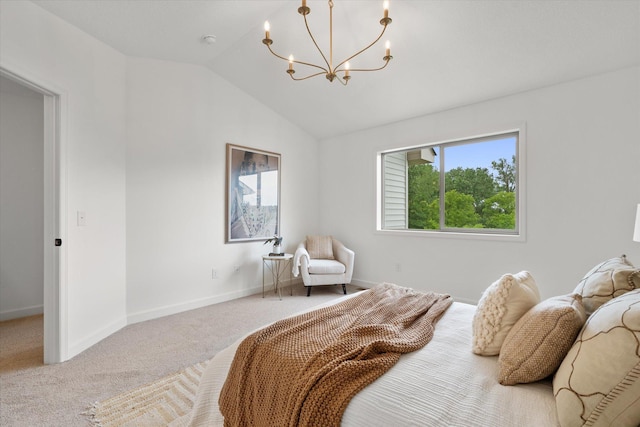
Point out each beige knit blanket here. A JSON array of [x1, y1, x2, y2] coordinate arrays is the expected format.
[[219, 283, 453, 427]]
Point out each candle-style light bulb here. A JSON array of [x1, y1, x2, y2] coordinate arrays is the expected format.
[[385, 40, 391, 57], [383, 1, 389, 18], [288, 54, 294, 70], [264, 21, 270, 39], [302, 0, 307, 7], [344, 61, 350, 78]]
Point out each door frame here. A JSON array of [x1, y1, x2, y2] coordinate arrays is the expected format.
[[1, 64, 68, 363]]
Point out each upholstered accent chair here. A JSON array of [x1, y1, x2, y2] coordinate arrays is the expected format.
[[293, 236, 355, 296]]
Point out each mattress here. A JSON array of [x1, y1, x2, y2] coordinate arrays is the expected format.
[[172, 297, 560, 426]]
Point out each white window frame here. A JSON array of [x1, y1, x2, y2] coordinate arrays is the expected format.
[[375, 126, 526, 242]]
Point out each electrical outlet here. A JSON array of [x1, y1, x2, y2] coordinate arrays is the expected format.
[[212, 268, 219, 279]]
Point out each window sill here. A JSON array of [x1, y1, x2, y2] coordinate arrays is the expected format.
[[374, 228, 526, 242]]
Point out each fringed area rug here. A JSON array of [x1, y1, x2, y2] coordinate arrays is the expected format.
[[86, 360, 210, 427]]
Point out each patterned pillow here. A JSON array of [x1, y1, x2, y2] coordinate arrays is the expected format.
[[498, 293, 586, 386], [573, 255, 639, 315], [553, 289, 640, 427], [472, 271, 540, 356], [306, 235, 334, 260]]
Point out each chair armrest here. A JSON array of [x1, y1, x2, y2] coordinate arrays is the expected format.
[[332, 239, 355, 283]]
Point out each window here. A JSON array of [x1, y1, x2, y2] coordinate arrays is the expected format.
[[379, 130, 522, 238]]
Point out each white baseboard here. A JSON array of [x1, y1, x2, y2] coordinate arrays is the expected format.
[[349, 279, 377, 289], [127, 285, 265, 325], [126, 276, 477, 331], [67, 316, 127, 360], [0, 304, 44, 321]]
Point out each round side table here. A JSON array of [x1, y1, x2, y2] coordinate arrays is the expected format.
[[262, 253, 293, 300]]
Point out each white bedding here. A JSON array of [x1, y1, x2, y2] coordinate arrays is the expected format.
[[172, 297, 560, 427]]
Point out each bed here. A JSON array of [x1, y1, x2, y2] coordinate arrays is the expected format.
[[172, 257, 640, 427], [171, 288, 560, 426]]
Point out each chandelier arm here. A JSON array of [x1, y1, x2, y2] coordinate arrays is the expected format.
[[334, 75, 348, 86], [289, 71, 328, 81], [266, 44, 328, 73], [303, 12, 332, 71], [345, 59, 391, 73], [292, 58, 329, 72], [334, 23, 389, 71]]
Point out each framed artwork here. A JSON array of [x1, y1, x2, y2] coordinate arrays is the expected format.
[[226, 143, 281, 243]]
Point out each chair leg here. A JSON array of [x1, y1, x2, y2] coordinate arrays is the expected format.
[[306, 286, 311, 297], [342, 284, 347, 295]]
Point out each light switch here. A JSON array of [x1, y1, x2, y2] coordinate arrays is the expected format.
[[77, 211, 87, 226]]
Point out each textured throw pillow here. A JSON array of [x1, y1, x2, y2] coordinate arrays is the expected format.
[[553, 289, 640, 427], [306, 235, 334, 260], [498, 293, 586, 386], [472, 271, 540, 356], [573, 255, 639, 316]]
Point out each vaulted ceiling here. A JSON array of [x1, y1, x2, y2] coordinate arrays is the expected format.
[[31, 0, 640, 140]]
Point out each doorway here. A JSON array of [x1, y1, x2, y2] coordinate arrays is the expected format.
[[0, 67, 66, 364]]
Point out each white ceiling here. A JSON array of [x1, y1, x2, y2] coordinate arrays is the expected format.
[[31, 0, 640, 140]]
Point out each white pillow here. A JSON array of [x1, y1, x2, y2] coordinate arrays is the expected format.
[[553, 289, 640, 427], [472, 271, 540, 356]]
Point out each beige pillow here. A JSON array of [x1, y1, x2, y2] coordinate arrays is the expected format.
[[553, 289, 640, 427], [573, 255, 639, 316], [472, 271, 540, 356], [498, 294, 586, 386], [306, 235, 334, 260]]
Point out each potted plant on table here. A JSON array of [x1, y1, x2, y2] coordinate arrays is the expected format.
[[264, 235, 283, 255]]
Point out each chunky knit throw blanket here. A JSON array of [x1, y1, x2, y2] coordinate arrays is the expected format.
[[219, 283, 453, 427]]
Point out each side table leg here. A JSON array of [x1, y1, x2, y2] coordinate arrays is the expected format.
[[289, 258, 293, 296], [276, 259, 282, 300]]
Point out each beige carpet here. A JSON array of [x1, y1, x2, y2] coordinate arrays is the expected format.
[[0, 284, 361, 426]]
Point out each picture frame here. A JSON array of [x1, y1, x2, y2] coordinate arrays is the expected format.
[[226, 143, 281, 243]]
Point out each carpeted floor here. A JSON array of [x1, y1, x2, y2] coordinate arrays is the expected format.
[[0, 284, 362, 426]]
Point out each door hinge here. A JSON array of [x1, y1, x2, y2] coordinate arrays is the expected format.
[[55, 238, 62, 247]]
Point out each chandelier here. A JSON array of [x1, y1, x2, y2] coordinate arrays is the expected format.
[[262, 0, 393, 85]]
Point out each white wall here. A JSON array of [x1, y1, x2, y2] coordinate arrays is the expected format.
[[0, 1, 320, 358], [0, 80, 44, 320], [125, 58, 320, 322], [320, 66, 640, 303], [0, 1, 127, 359]]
